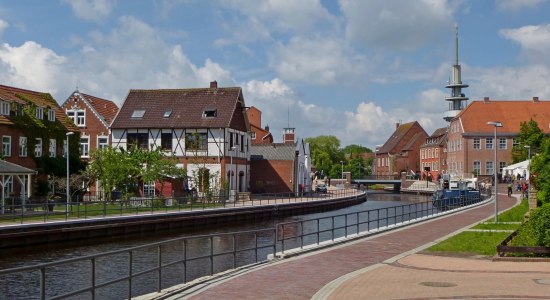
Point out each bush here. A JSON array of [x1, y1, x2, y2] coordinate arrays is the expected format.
[[527, 204, 550, 247]]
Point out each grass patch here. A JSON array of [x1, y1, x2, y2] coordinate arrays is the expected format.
[[427, 231, 511, 256], [472, 223, 521, 230], [426, 199, 529, 256]]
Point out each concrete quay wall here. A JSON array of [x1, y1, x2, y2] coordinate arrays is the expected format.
[[0, 194, 366, 249]]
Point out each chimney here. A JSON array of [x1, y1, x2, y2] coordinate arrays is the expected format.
[[533, 96, 539, 102], [210, 81, 218, 89], [265, 124, 269, 131], [395, 123, 400, 129], [483, 97, 490, 102]]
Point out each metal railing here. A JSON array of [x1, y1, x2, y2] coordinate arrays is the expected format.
[[0, 194, 486, 299], [277, 195, 486, 253], [0, 189, 361, 225], [0, 229, 277, 299]]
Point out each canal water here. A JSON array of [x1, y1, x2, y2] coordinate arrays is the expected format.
[[0, 192, 432, 299]]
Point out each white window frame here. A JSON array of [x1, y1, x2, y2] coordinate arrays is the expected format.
[[485, 137, 493, 150], [486, 161, 494, 175], [473, 138, 480, 149], [36, 107, 44, 120], [19, 137, 27, 157], [49, 138, 56, 157], [63, 139, 68, 157], [1, 101, 10, 116], [80, 136, 90, 158], [473, 161, 481, 175], [48, 109, 55, 121], [66, 109, 86, 127], [35, 138, 42, 157], [2, 136, 11, 157], [98, 136, 109, 150], [499, 138, 507, 150]]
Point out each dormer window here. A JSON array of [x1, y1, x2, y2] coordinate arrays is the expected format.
[[132, 110, 145, 118], [48, 109, 55, 121], [202, 109, 217, 118], [0, 101, 10, 116], [163, 109, 172, 118], [36, 107, 44, 120]]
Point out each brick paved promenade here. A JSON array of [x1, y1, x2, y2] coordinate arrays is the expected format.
[[161, 186, 550, 300]]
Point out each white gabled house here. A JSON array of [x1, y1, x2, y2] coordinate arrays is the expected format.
[[109, 81, 251, 198]]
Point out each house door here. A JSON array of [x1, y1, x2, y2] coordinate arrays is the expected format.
[[239, 171, 245, 192]]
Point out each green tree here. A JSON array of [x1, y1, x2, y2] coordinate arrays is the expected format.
[[512, 119, 544, 163], [306, 135, 342, 176], [531, 137, 550, 205]]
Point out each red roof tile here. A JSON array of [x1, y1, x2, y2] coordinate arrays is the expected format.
[[457, 99, 550, 134]]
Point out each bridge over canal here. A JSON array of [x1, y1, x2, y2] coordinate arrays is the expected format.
[[352, 175, 405, 191]]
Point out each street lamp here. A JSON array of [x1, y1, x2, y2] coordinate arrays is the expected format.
[[524, 145, 531, 202], [229, 146, 237, 194], [487, 121, 502, 222], [340, 161, 344, 180], [66, 132, 74, 216]]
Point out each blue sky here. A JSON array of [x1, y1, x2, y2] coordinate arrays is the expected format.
[[1, 0, 550, 149]]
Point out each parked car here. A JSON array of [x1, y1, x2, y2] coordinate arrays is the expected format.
[[315, 183, 327, 193]]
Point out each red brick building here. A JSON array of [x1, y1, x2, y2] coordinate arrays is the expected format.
[[247, 106, 273, 144], [375, 121, 428, 177], [447, 97, 550, 178], [61, 90, 119, 160], [419, 127, 448, 180], [0, 84, 77, 203], [250, 143, 296, 193]]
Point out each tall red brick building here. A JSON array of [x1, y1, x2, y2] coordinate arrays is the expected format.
[[447, 97, 550, 178]]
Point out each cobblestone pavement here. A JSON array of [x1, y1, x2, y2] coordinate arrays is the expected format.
[[162, 186, 550, 300]]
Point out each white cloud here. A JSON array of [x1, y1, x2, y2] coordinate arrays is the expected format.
[[62, 0, 115, 22], [0, 19, 8, 36], [269, 36, 367, 85], [0, 16, 233, 106], [221, 0, 336, 34], [496, 0, 546, 11], [469, 64, 550, 100], [0, 41, 66, 95], [340, 0, 454, 50], [500, 24, 550, 63]]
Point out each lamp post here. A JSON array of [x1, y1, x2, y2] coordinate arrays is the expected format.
[[487, 121, 502, 222], [229, 146, 237, 195], [66, 132, 74, 216], [340, 160, 344, 180], [524, 145, 531, 202]]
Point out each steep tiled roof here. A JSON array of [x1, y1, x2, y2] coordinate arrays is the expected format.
[[250, 143, 296, 160], [0, 85, 77, 131], [422, 127, 448, 147], [457, 99, 550, 134], [111, 87, 248, 131], [80, 93, 119, 125], [378, 121, 417, 154]]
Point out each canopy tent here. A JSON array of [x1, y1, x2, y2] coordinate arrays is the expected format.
[[0, 160, 37, 214], [502, 159, 530, 179]]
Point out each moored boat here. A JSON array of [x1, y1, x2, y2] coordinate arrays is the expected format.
[[432, 174, 482, 210]]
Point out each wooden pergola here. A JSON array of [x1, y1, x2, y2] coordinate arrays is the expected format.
[[0, 160, 37, 214]]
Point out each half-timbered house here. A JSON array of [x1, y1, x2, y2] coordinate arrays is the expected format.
[[110, 81, 251, 198]]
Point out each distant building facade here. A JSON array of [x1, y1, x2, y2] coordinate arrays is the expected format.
[[447, 97, 550, 178], [419, 127, 448, 179], [376, 121, 428, 177]]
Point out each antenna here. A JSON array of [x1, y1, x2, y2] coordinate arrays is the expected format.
[[455, 23, 459, 65]]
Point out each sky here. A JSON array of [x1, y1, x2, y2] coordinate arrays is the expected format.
[[1, 0, 550, 150]]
